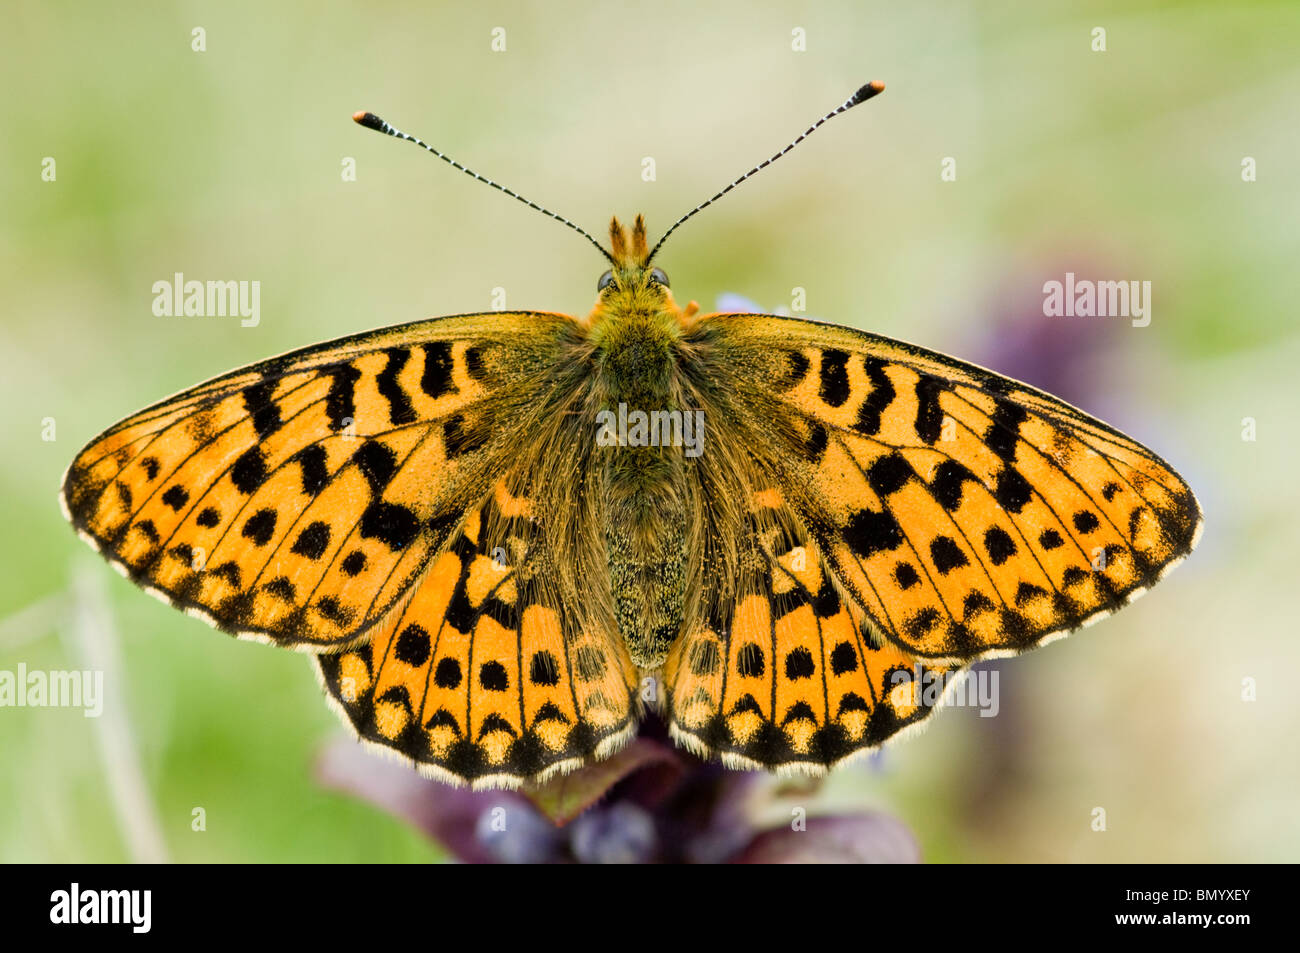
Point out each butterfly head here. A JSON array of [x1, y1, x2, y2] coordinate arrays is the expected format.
[[597, 215, 671, 302]]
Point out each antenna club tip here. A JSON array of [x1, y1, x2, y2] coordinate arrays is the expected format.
[[352, 111, 386, 131], [851, 81, 886, 105]]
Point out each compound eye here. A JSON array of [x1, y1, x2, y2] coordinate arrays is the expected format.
[[597, 270, 615, 292], [649, 267, 670, 288]]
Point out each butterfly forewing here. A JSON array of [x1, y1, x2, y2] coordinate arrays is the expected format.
[[61, 312, 577, 648], [696, 312, 1202, 664]]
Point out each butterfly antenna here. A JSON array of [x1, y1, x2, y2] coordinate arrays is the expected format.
[[646, 81, 886, 264], [353, 111, 617, 266]]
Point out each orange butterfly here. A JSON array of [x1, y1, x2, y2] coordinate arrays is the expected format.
[[62, 83, 1201, 788]]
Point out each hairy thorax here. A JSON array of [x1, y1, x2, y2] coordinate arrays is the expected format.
[[584, 232, 694, 669]]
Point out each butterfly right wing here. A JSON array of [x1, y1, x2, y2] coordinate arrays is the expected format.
[[61, 311, 580, 648]]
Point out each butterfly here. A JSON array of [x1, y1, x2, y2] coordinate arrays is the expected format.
[[61, 82, 1201, 789]]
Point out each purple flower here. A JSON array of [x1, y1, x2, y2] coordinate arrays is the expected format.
[[316, 731, 919, 863]]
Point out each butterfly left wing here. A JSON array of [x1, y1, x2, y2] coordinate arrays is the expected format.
[[61, 311, 579, 648], [684, 312, 1202, 664], [317, 485, 640, 788]]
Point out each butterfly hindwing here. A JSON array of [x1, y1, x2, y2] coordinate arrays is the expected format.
[[61, 311, 578, 647], [663, 491, 958, 772], [317, 489, 639, 786], [692, 312, 1202, 663]]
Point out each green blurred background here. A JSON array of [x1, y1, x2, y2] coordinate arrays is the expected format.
[[2, 0, 1297, 862]]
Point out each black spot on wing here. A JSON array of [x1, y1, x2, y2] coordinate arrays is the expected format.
[[479, 661, 509, 692], [930, 460, 978, 512], [394, 624, 431, 666], [359, 502, 419, 551], [810, 579, 840, 618], [866, 452, 912, 496], [529, 651, 560, 686], [1073, 510, 1100, 533], [170, 546, 200, 577], [781, 701, 817, 725], [986, 399, 1028, 463], [905, 607, 942, 640], [292, 444, 330, 495], [351, 442, 398, 494], [421, 342, 455, 399], [894, 561, 920, 590], [1014, 582, 1048, 606], [265, 577, 296, 601], [784, 648, 816, 680], [231, 447, 268, 494], [983, 527, 1017, 565], [441, 574, 476, 639], [133, 519, 160, 544], [376, 348, 416, 426], [161, 485, 189, 511], [210, 561, 242, 588], [737, 643, 765, 678], [290, 521, 331, 559], [325, 364, 362, 432], [434, 658, 462, 689], [914, 376, 945, 444], [478, 594, 517, 631], [818, 349, 850, 407], [844, 509, 904, 558], [478, 714, 516, 740], [993, 468, 1033, 514], [854, 358, 895, 436], [243, 380, 282, 439], [532, 701, 570, 727], [830, 641, 858, 675], [316, 595, 354, 625], [1062, 567, 1089, 588], [423, 705, 459, 734], [930, 536, 969, 574], [241, 508, 277, 546], [425, 512, 459, 549]]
